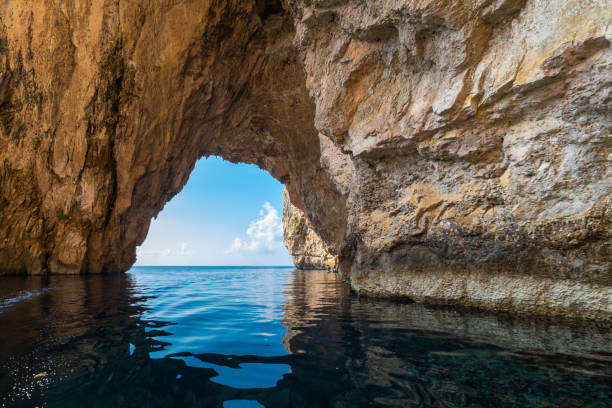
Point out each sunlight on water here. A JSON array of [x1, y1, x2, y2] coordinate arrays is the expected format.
[[134, 266, 291, 358], [0, 267, 610, 407]]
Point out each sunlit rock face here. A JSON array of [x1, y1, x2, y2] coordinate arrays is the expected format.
[[0, 1, 610, 319], [282, 188, 338, 270]]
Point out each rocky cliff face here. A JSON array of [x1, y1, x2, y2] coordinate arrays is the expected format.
[[0, 1, 610, 320], [282, 188, 337, 270]]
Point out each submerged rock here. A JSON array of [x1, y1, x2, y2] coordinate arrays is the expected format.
[[0, 1, 610, 319]]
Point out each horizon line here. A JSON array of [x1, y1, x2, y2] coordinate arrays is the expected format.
[[131, 265, 295, 268]]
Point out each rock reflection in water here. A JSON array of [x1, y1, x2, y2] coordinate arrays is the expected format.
[[0, 268, 610, 408], [282, 270, 611, 407]]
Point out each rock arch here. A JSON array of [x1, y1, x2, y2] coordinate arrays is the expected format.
[[0, 0, 346, 275], [0, 0, 610, 319]]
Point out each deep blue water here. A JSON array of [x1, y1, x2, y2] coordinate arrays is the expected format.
[[0, 266, 610, 407]]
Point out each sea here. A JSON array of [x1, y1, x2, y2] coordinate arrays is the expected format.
[[0, 266, 610, 407]]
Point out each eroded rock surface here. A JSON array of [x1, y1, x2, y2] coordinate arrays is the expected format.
[[283, 188, 337, 270], [0, 1, 610, 319]]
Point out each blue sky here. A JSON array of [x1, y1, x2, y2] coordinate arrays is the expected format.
[[135, 156, 292, 266]]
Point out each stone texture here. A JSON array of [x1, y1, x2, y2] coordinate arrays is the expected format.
[[0, 0, 610, 320], [283, 188, 337, 270], [281, 270, 611, 357]]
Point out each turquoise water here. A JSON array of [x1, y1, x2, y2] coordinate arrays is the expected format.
[[0, 266, 610, 407]]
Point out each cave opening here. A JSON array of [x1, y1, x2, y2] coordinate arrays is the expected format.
[[134, 156, 292, 267]]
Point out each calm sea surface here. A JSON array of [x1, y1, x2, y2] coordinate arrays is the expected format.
[[0, 266, 610, 407]]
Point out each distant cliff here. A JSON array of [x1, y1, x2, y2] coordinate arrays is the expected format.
[[0, 1, 610, 320], [282, 189, 337, 271]]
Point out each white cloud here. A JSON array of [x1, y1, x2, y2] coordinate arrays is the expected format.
[[228, 202, 284, 254]]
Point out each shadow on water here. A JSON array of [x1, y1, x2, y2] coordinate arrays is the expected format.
[[0, 268, 610, 408]]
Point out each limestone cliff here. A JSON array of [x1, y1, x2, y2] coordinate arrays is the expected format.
[[282, 188, 337, 270], [0, 1, 610, 320]]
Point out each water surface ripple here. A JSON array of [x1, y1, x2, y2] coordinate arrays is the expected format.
[[0, 266, 610, 407]]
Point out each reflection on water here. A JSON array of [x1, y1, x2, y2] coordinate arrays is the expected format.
[[0, 267, 610, 407], [172, 356, 291, 389]]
